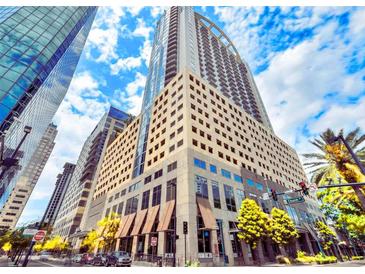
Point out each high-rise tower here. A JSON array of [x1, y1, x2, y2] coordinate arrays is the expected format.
[[43, 162, 76, 228], [0, 7, 97, 210], [52, 107, 132, 243], [0, 123, 57, 229], [133, 7, 272, 178]]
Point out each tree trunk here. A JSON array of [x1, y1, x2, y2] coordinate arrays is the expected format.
[[352, 185, 365, 211]]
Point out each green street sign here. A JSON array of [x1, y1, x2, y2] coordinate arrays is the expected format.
[[284, 196, 305, 205]]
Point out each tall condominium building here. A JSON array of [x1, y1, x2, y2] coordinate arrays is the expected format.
[[87, 8, 324, 266], [43, 162, 76, 228], [52, 107, 131, 244], [0, 123, 57, 229], [0, 7, 97, 212], [133, 7, 271, 179]]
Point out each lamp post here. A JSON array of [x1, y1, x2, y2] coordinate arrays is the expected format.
[[172, 180, 177, 267], [0, 126, 32, 189]]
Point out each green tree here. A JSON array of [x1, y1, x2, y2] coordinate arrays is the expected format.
[[314, 221, 337, 250], [42, 235, 68, 253], [267, 207, 299, 246], [303, 128, 365, 209], [237, 198, 268, 249], [80, 230, 99, 253]]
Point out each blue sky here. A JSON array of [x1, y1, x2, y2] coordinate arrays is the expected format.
[[18, 6, 365, 225]]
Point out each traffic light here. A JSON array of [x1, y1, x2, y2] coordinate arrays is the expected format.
[[299, 181, 309, 196], [270, 188, 278, 201], [183, 221, 188, 234]]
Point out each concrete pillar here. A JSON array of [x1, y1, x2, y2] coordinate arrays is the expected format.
[[266, 240, 276, 261], [256, 241, 265, 265], [211, 228, 220, 266], [304, 233, 314, 255], [115, 238, 121, 251], [144, 234, 150, 254], [131, 236, 138, 259], [157, 231, 165, 257], [240, 241, 252, 265]]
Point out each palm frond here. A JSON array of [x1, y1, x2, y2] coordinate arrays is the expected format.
[[345, 127, 360, 147], [309, 139, 326, 152], [302, 153, 327, 160]]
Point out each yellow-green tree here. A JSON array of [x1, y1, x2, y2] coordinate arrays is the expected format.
[[80, 230, 99, 252], [314, 221, 337, 250], [34, 242, 44, 252], [97, 212, 120, 252], [81, 212, 121, 253], [43, 235, 68, 253], [303, 128, 365, 209], [267, 207, 299, 246], [2, 241, 12, 252], [237, 198, 268, 249]]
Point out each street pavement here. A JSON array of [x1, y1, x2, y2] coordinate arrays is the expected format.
[[1, 255, 364, 267]]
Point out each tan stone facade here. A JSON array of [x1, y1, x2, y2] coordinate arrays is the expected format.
[[86, 70, 323, 266]]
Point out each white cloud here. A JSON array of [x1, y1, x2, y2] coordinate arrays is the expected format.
[[85, 7, 127, 63], [110, 56, 142, 75], [126, 72, 146, 96], [150, 7, 166, 18], [132, 18, 153, 39], [111, 72, 146, 116]]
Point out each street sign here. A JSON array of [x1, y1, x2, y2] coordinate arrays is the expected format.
[[262, 193, 270, 200], [151, 237, 158, 246], [23, 229, 38, 236], [284, 196, 305, 205], [308, 183, 318, 192], [33, 230, 46, 242]]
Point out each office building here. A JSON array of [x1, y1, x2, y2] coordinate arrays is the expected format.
[[43, 162, 76, 228], [0, 123, 57, 229], [87, 8, 324, 266], [0, 7, 97, 213], [52, 107, 131, 245]]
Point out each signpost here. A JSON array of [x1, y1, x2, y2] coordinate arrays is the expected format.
[[151, 237, 157, 264], [32, 230, 46, 242], [23, 229, 38, 236], [262, 193, 270, 200], [284, 196, 305, 205]]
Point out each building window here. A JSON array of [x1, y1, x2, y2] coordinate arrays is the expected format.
[[129, 181, 140, 192], [233, 174, 242, 183], [197, 217, 211, 253], [141, 190, 150, 210], [125, 196, 139, 215], [105, 208, 110, 217], [144, 175, 152, 185], [256, 182, 264, 191], [167, 161, 177, 172], [195, 175, 208, 199], [247, 179, 255, 187], [194, 158, 206, 169], [117, 202, 124, 215], [210, 164, 217, 174], [212, 181, 221, 209], [236, 189, 245, 208], [154, 169, 163, 179], [152, 185, 162, 206], [224, 184, 237, 212], [221, 169, 231, 179], [166, 178, 177, 202], [177, 139, 183, 147]]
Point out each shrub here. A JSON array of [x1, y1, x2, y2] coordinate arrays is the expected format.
[[276, 255, 291, 264], [295, 251, 337, 265], [342, 255, 349, 261], [352, 256, 364, 260], [296, 251, 316, 264], [185, 260, 200, 267]]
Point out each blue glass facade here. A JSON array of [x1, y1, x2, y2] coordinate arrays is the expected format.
[[0, 7, 97, 211]]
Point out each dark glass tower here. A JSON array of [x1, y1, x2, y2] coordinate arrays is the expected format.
[[0, 7, 97, 210]]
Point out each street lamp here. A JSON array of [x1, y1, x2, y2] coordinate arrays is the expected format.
[[170, 180, 177, 267], [0, 126, 32, 183]]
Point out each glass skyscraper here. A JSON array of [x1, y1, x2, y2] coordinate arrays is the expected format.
[[0, 7, 97, 212]]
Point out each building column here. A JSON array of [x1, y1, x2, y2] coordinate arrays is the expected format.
[[144, 234, 150, 254], [211, 228, 220, 266], [240, 241, 252, 265], [256, 241, 265, 265], [304, 233, 314, 255], [115, 238, 121, 251], [131, 236, 138, 259], [266, 240, 276, 261], [157, 231, 166, 257]]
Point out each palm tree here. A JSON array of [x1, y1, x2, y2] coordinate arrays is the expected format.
[[303, 128, 365, 210]]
